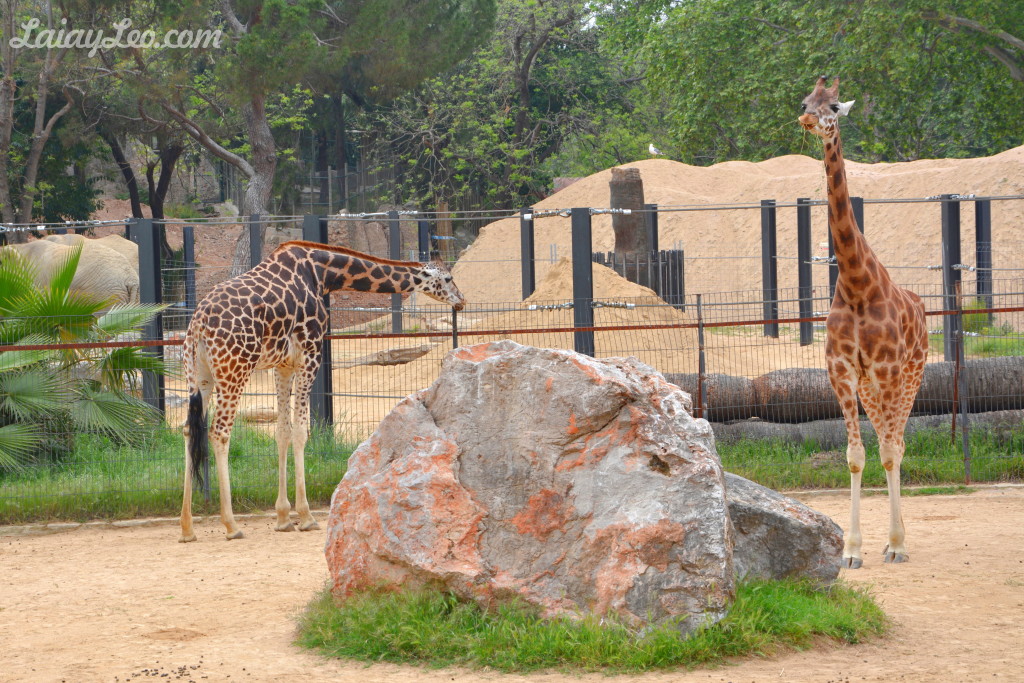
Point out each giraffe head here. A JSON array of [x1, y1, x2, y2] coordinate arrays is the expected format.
[[799, 76, 855, 139], [416, 259, 466, 311]]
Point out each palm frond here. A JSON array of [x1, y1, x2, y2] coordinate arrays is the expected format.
[[0, 369, 67, 420], [46, 243, 82, 295], [95, 347, 169, 392], [68, 384, 162, 443], [96, 304, 167, 336], [0, 423, 42, 471], [0, 251, 38, 315]]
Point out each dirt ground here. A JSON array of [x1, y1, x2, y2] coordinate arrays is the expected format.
[[2, 486, 1023, 683]]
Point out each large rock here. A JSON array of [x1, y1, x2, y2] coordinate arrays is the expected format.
[[725, 473, 843, 584], [325, 341, 735, 632]]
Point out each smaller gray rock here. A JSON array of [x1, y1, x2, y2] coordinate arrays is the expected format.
[[725, 472, 843, 584]]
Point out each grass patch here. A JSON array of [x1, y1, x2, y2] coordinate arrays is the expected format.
[[928, 326, 1024, 358], [0, 424, 356, 525], [718, 427, 1024, 491], [903, 485, 976, 496], [296, 579, 886, 674]]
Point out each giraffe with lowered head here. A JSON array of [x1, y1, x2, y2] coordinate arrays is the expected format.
[[799, 77, 928, 568], [179, 241, 466, 542]]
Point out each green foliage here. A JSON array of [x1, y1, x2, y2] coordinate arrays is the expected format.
[[296, 579, 885, 673], [0, 247, 167, 471], [614, 0, 1024, 164], [0, 423, 357, 524], [718, 426, 1024, 490]]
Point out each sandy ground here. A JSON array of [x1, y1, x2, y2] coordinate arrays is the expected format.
[[2, 486, 1023, 683]]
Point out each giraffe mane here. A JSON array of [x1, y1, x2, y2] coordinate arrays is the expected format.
[[273, 240, 431, 268]]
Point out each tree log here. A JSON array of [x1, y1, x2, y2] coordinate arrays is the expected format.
[[711, 409, 1024, 448], [667, 357, 1024, 424]]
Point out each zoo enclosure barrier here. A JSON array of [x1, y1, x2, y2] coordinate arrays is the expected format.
[[2, 194, 1023, 514]]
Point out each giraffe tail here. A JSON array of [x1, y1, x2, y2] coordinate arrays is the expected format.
[[186, 391, 209, 488]]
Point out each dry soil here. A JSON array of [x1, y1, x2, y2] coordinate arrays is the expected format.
[[3, 486, 1023, 683]]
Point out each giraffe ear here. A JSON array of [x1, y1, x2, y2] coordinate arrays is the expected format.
[[837, 100, 855, 116]]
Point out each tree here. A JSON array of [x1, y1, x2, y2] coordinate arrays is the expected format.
[[0, 0, 79, 238], [0, 245, 166, 470], [368, 0, 634, 213], [619, 0, 1024, 164], [110, 0, 496, 274]]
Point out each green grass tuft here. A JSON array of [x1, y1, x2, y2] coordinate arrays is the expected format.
[[295, 579, 886, 674]]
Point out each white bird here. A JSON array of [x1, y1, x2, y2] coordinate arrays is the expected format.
[[649, 143, 663, 156]]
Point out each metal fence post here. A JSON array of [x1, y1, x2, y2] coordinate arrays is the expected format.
[[302, 215, 333, 426], [941, 194, 962, 361], [828, 197, 864, 300], [975, 199, 993, 324], [248, 214, 263, 269], [520, 207, 535, 300], [760, 200, 779, 337], [388, 210, 403, 334], [696, 294, 706, 419], [645, 203, 659, 253], [135, 218, 165, 413], [797, 197, 814, 346], [571, 208, 595, 357], [417, 219, 431, 261], [851, 196, 865, 234], [182, 225, 197, 320]]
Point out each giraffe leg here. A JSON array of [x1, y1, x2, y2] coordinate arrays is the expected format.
[[880, 437, 908, 563], [211, 389, 244, 540], [180, 440, 196, 543], [292, 363, 320, 532], [180, 384, 211, 543], [828, 361, 865, 569], [274, 368, 296, 532]]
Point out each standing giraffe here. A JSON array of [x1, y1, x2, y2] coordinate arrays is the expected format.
[[179, 241, 466, 542], [799, 77, 928, 568]]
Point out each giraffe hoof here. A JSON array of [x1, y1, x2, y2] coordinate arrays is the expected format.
[[275, 522, 296, 532], [298, 519, 321, 532], [226, 530, 245, 540], [883, 551, 909, 564], [841, 556, 863, 569], [178, 534, 197, 543]]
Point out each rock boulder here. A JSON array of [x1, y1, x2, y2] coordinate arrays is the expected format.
[[325, 340, 735, 632], [725, 473, 843, 583]]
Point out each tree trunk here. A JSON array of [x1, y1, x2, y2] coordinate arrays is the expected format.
[[712, 410, 1024, 449], [666, 356, 1024, 425], [100, 129, 145, 218], [609, 166, 649, 288], [0, 6, 16, 229], [17, 48, 71, 227], [230, 95, 277, 276], [146, 141, 183, 260]]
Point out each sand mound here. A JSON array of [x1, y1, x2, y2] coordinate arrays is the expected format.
[[453, 148, 1024, 306]]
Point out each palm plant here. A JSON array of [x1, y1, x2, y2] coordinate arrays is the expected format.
[[0, 244, 168, 471]]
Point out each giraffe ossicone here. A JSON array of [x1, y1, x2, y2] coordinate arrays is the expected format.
[[799, 76, 928, 568], [179, 241, 465, 542]]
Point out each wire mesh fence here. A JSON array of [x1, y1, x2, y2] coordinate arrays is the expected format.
[[3, 196, 1024, 522], [2, 283, 1023, 524]]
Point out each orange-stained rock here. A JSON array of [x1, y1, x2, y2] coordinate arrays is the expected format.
[[325, 340, 735, 632]]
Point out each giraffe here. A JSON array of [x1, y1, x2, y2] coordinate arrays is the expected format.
[[799, 76, 928, 568], [179, 240, 466, 542]]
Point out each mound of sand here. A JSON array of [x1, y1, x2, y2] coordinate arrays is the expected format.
[[453, 147, 1024, 307]]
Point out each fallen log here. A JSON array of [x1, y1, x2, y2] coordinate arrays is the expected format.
[[711, 409, 1024, 449], [667, 356, 1024, 424], [338, 343, 436, 369]]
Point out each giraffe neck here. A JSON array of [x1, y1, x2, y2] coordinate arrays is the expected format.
[[316, 250, 420, 294], [822, 128, 888, 297]]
